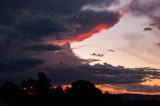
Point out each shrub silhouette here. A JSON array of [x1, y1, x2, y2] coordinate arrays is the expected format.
[[0, 81, 25, 99]]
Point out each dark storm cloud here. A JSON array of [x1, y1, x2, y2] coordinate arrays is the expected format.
[[0, 57, 44, 72], [70, 10, 120, 36], [14, 17, 66, 39], [0, 56, 160, 85], [0, 0, 121, 84], [0, 0, 119, 14], [0, 1, 120, 68], [21, 44, 61, 52], [0, 0, 121, 42], [0, 43, 84, 85], [0, 0, 121, 51], [40, 63, 160, 85]]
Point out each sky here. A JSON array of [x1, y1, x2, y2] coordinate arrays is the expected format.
[[0, 0, 160, 95]]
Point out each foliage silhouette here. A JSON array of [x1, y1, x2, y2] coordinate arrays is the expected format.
[[0, 72, 160, 106]]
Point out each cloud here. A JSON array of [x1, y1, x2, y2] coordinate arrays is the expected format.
[[0, 0, 121, 61], [129, 0, 160, 22], [1, 40, 159, 86], [0, 57, 44, 84], [90, 53, 105, 57], [36, 63, 160, 85], [0, 0, 121, 43], [0, 42, 88, 84], [21, 44, 61, 52], [0, 0, 122, 85], [144, 28, 153, 31], [0, 48, 160, 87], [38, 42, 87, 66], [109, 84, 160, 93], [107, 49, 116, 52], [15, 17, 66, 40], [81, 0, 120, 11], [84, 59, 101, 64], [0, 57, 44, 73]]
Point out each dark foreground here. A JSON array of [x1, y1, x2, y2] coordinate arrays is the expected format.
[[0, 72, 160, 106]]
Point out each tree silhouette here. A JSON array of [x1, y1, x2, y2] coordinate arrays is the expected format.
[[32, 72, 53, 106], [71, 80, 102, 97], [54, 86, 65, 97], [35, 72, 51, 97], [64, 80, 103, 106]]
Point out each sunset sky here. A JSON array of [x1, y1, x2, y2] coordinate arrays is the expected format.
[[0, 0, 160, 95]]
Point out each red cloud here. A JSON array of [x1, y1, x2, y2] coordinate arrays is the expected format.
[[53, 23, 119, 45], [72, 24, 111, 42]]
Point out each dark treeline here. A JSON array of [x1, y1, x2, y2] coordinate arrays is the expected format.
[[0, 72, 160, 106]]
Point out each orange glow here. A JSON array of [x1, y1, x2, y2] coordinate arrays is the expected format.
[[141, 79, 160, 86], [61, 84, 71, 89], [96, 85, 121, 94], [51, 85, 71, 90], [52, 84, 160, 95], [96, 84, 160, 95]]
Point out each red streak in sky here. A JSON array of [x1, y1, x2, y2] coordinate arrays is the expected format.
[[71, 24, 111, 42], [53, 24, 115, 45]]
